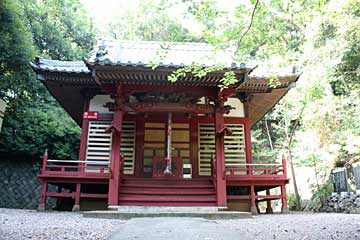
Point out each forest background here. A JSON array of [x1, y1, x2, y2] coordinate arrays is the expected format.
[[1, 0, 359, 211]]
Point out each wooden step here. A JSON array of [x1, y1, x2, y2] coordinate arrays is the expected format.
[[119, 178, 216, 207], [121, 179, 213, 186], [121, 183, 214, 189], [119, 195, 216, 202], [119, 202, 218, 206], [120, 188, 216, 195]]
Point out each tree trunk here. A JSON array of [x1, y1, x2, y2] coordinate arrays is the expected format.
[[264, 119, 274, 150], [288, 149, 301, 210], [284, 103, 306, 211]]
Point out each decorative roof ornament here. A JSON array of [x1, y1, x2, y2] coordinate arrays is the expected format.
[[95, 39, 109, 62]]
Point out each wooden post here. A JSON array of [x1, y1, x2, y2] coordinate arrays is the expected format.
[[244, 119, 253, 175], [281, 184, 289, 213], [38, 181, 47, 211], [214, 104, 227, 207], [108, 84, 124, 207], [135, 117, 144, 177], [190, 117, 199, 178], [78, 94, 92, 172], [244, 119, 252, 165], [41, 149, 48, 174], [78, 118, 89, 171], [282, 155, 287, 177], [250, 185, 258, 215], [265, 189, 273, 214], [255, 191, 260, 213], [72, 183, 81, 211]]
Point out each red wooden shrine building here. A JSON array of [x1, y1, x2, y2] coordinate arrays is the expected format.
[[30, 40, 299, 214]]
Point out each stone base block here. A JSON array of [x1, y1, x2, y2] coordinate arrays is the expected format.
[[37, 203, 45, 211], [281, 206, 289, 213], [266, 207, 273, 214], [251, 206, 258, 215], [72, 204, 80, 212]]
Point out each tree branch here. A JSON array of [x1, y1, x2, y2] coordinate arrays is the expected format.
[[233, 0, 260, 59]]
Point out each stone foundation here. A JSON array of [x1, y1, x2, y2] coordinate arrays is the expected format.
[[0, 158, 55, 209], [323, 192, 360, 214]]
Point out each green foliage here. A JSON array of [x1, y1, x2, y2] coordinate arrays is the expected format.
[[251, 121, 279, 164], [167, 64, 225, 81], [106, 0, 197, 42], [0, 0, 94, 160], [0, 106, 80, 159], [287, 193, 301, 211], [22, 0, 95, 60], [305, 180, 333, 211], [183, 0, 360, 203]]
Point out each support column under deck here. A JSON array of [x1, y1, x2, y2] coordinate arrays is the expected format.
[[266, 189, 273, 214], [72, 183, 81, 211], [281, 184, 289, 213], [215, 107, 227, 207], [38, 181, 47, 211], [250, 185, 258, 215]]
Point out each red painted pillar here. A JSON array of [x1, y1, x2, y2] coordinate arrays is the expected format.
[[72, 183, 81, 211], [108, 85, 124, 207], [38, 181, 47, 211], [282, 155, 287, 177], [190, 117, 199, 178], [244, 119, 253, 176], [244, 118, 252, 165], [250, 184, 258, 215], [78, 95, 91, 171], [281, 184, 289, 213], [266, 189, 273, 214], [108, 110, 123, 206], [78, 118, 89, 172], [215, 108, 227, 207], [41, 149, 48, 174], [135, 117, 144, 177]]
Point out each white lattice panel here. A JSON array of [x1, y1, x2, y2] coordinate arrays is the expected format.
[[86, 121, 112, 171], [121, 121, 136, 174], [224, 124, 246, 166], [198, 124, 215, 176], [86, 121, 136, 174], [198, 123, 246, 176]]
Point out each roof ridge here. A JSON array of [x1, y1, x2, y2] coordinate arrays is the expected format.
[[97, 39, 216, 46]]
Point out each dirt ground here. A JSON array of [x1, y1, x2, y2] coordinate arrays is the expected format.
[[1, 208, 360, 240]]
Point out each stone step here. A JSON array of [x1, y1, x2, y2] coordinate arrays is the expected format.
[[113, 206, 222, 213], [118, 201, 217, 206], [82, 210, 252, 220]]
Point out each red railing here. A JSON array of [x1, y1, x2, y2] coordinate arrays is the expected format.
[[40, 150, 110, 177], [224, 157, 287, 179]]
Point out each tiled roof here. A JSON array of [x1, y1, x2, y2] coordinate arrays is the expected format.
[[29, 40, 300, 85], [85, 39, 251, 70], [30, 57, 90, 74]]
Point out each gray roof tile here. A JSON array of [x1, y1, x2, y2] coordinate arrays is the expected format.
[[30, 57, 90, 74], [85, 39, 251, 70]]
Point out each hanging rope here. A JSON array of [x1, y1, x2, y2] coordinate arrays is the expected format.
[[164, 112, 172, 175]]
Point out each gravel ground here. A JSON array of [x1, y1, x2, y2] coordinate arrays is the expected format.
[[1, 208, 360, 240]]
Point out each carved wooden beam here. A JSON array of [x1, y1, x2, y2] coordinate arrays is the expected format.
[[123, 102, 215, 114]]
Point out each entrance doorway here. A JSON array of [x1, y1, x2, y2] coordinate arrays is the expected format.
[[143, 121, 191, 177]]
